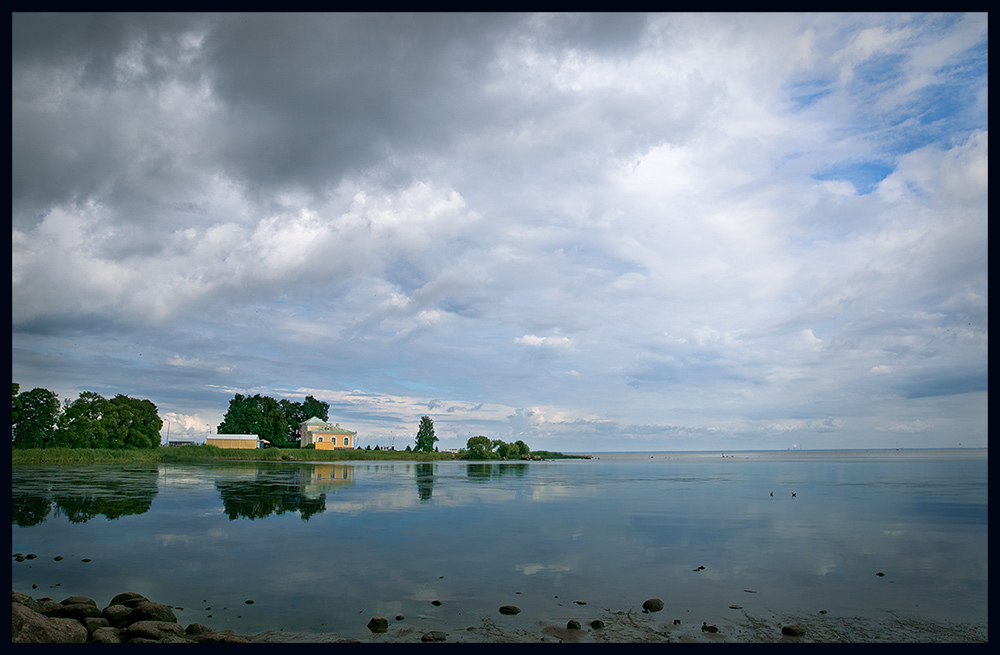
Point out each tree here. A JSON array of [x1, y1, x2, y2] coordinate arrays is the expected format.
[[57, 391, 110, 448], [12, 386, 60, 448], [101, 395, 162, 449], [218, 393, 287, 444], [279, 395, 330, 445], [414, 416, 438, 453], [465, 435, 495, 460]]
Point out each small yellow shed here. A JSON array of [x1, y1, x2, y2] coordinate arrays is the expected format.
[[207, 434, 260, 449]]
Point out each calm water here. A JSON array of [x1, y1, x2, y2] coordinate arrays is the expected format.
[[11, 450, 988, 640]]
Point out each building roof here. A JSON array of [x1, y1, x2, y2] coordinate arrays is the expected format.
[[210, 433, 259, 440], [299, 417, 357, 435]]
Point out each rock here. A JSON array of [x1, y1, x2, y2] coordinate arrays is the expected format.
[[126, 600, 177, 623], [190, 630, 251, 643], [421, 630, 448, 642], [58, 602, 103, 621], [12, 602, 88, 643], [101, 604, 133, 626], [123, 620, 188, 642], [185, 623, 211, 636], [701, 622, 719, 633], [431, 599, 442, 606], [60, 595, 97, 607], [589, 620, 605, 629], [367, 616, 389, 633], [108, 592, 148, 608], [781, 624, 806, 636], [33, 599, 64, 617], [89, 626, 122, 643], [82, 616, 110, 633], [642, 598, 664, 613], [567, 619, 581, 630], [498, 605, 521, 615]]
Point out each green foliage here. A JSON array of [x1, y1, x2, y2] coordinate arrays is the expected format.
[[12, 386, 61, 448], [414, 416, 438, 453], [220, 393, 331, 446], [278, 395, 330, 444], [12, 383, 162, 450], [464, 436, 532, 460], [465, 435, 496, 460]]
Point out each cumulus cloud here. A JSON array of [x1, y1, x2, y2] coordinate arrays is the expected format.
[[12, 12, 987, 451]]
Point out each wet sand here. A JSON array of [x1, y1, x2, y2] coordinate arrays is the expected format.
[[247, 607, 988, 643]]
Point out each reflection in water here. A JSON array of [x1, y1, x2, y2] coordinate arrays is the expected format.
[[11, 468, 158, 526], [215, 463, 354, 521], [466, 462, 530, 482], [415, 463, 434, 502]]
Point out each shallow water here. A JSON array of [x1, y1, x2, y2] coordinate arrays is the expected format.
[[11, 450, 988, 640]]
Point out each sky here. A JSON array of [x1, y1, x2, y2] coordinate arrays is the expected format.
[[12, 13, 988, 452]]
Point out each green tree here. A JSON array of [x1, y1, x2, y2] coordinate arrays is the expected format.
[[514, 440, 530, 458], [279, 395, 330, 445], [12, 386, 60, 448], [218, 393, 288, 444], [101, 395, 162, 449], [414, 416, 438, 453], [57, 391, 111, 448], [465, 435, 496, 460]]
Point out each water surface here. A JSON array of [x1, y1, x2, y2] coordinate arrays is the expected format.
[[11, 450, 988, 640]]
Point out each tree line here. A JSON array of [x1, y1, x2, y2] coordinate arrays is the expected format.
[[12, 383, 162, 449], [216, 393, 331, 447], [464, 435, 531, 460]]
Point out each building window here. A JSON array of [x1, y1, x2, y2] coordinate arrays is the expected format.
[[318, 436, 323, 442], [343, 437, 349, 446]]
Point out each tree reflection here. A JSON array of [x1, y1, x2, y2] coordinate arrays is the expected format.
[[415, 462, 434, 502], [11, 469, 158, 525], [214, 464, 354, 521], [466, 462, 530, 482]]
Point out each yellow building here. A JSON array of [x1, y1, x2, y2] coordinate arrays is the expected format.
[[299, 417, 357, 450], [207, 434, 260, 449]]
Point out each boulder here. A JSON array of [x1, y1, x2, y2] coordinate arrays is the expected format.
[[101, 604, 133, 626], [589, 620, 605, 629], [58, 602, 104, 621], [367, 616, 389, 633], [498, 605, 521, 615], [89, 627, 122, 643], [108, 592, 148, 608], [567, 619, 581, 630], [126, 600, 178, 623], [123, 620, 188, 642], [82, 616, 110, 633], [12, 602, 88, 643], [421, 630, 448, 642], [781, 624, 806, 636], [642, 598, 664, 613], [60, 595, 97, 607]]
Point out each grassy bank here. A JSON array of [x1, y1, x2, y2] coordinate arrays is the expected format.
[[10, 446, 580, 465], [10, 446, 460, 465]]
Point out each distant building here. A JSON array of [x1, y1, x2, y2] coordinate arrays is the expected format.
[[207, 434, 261, 449], [299, 417, 357, 450]]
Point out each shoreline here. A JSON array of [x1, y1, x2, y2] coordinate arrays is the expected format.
[[246, 609, 988, 643], [13, 587, 987, 644]]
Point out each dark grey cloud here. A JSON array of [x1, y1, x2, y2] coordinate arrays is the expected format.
[[11, 13, 988, 451]]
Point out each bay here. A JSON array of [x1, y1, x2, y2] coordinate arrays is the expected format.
[[11, 449, 988, 642]]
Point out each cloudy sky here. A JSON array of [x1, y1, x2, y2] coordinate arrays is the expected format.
[[12, 13, 988, 452]]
